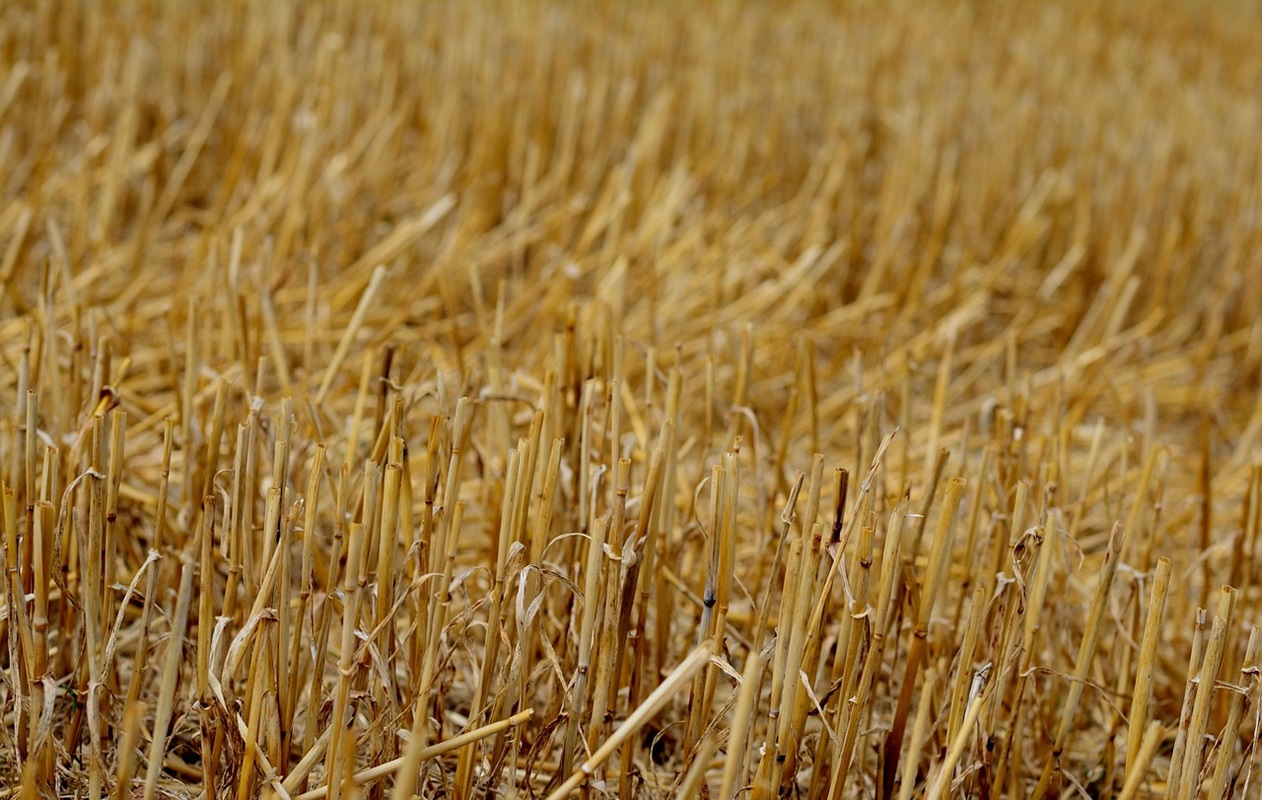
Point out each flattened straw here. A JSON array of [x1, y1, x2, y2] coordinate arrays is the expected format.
[[315, 265, 388, 405]]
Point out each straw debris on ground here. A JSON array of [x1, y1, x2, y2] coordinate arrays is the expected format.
[[1, 1, 1262, 798]]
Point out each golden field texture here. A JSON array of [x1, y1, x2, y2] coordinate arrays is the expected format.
[[2, 0, 1262, 798]]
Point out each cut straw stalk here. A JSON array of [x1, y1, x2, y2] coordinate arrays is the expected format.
[[896, 667, 938, 800], [561, 514, 609, 779], [1117, 723, 1165, 800], [1166, 607, 1209, 800], [677, 732, 719, 800], [719, 640, 769, 800], [1032, 521, 1126, 800], [113, 702, 145, 800], [1176, 611, 1229, 800], [142, 564, 195, 800], [881, 477, 966, 800], [546, 643, 711, 800], [830, 497, 908, 798], [295, 710, 535, 800], [1126, 557, 1172, 771], [925, 661, 995, 800], [315, 265, 389, 404], [1206, 625, 1260, 800], [326, 520, 368, 800]]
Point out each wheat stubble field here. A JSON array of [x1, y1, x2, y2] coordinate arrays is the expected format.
[[2, 0, 1262, 798]]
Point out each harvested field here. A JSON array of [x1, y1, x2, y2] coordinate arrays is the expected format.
[[2, 0, 1262, 798]]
